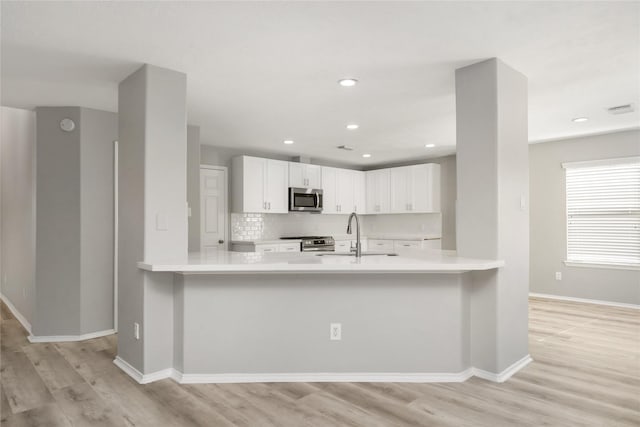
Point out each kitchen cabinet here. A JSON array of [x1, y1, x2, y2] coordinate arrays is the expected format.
[[289, 163, 322, 188], [231, 156, 288, 213], [390, 164, 440, 213], [335, 238, 368, 253], [365, 169, 391, 214], [368, 239, 394, 252], [231, 241, 301, 253], [322, 168, 365, 214]]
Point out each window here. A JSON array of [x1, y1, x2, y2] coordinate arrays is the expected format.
[[563, 157, 640, 269]]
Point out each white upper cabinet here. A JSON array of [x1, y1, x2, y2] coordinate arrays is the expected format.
[[231, 156, 288, 213], [289, 163, 322, 188], [321, 167, 363, 214], [321, 167, 338, 214], [366, 169, 391, 214], [390, 164, 440, 213]]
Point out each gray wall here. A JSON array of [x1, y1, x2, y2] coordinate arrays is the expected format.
[[118, 64, 188, 374], [529, 129, 640, 304], [0, 107, 36, 327], [35, 107, 82, 335], [79, 108, 117, 334], [35, 107, 116, 336], [187, 125, 201, 252]]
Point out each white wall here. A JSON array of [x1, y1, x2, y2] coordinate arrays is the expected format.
[[0, 107, 36, 328], [530, 129, 640, 305]]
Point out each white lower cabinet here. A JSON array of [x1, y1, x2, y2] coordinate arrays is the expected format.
[[334, 239, 368, 253], [393, 240, 422, 250], [367, 239, 395, 252], [232, 242, 301, 253]]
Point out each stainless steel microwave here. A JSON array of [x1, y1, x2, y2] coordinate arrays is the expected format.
[[289, 187, 323, 212]]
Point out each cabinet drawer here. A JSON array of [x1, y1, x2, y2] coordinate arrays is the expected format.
[[255, 244, 279, 253], [278, 243, 301, 252], [394, 240, 422, 250], [368, 239, 394, 251], [334, 241, 352, 253], [422, 239, 441, 249]]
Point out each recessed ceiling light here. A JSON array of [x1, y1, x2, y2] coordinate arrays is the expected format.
[[346, 124, 359, 130], [572, 117, 588, 123], [362, 153, 371, 158], [338, 78, 358, 87], [425, 144, 436, 148], [283, 140, 294, 145]]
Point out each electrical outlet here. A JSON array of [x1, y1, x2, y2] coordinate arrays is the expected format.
[[555, 272, 562, 281], [330, 323, 342, 341], [134, 322, 140, 340]]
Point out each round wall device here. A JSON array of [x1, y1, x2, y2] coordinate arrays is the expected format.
[[60, 118, 75, 132]]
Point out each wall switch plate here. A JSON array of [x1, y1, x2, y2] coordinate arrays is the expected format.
[[156, 213, 168, 231], [555, 272, 562, 281], [520, 196, 526, 211], [134, 322, 140, 340], [330, 323, 342, 341]]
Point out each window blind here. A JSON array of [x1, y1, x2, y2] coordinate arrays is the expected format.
[[564, 158, 640, 267]]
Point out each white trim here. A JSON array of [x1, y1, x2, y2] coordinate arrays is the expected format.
[[113, 140, 119, 333], [0, 293, 32, 334], [113, 359, 534, 385], [28, 329, 116, 343], [562, 155, 639, 169], [173, 369, 475, 384], [472, 355, 533, 383], [530, 293, 640, 310], [564, 260, 639, 271], [529, 127, 640, 146], [200, 164, 228, 171]]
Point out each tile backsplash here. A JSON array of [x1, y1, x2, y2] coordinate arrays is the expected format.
[[231, 212, 442, 241]]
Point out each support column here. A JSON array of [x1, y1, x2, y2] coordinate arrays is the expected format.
[[117, 65, 187, 374], [456, 58, 530, 376]]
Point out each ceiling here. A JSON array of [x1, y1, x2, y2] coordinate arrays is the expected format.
[[2, 1, 639, 167]]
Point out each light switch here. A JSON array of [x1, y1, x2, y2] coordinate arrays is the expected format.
[[520, 196, 526, 211], [156, 213, 168, 231]]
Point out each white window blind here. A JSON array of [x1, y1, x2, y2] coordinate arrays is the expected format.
[[564, 157, 640, 268]]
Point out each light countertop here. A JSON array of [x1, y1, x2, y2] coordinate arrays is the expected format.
[[138, 250, 503, 274]]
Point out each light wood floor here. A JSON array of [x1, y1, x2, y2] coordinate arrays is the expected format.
[[1, 297, 639, 426]]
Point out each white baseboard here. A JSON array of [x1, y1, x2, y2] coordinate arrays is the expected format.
[[472, 354, 533, 383], [114, 358, 532, 386], [530, 292, 640, 310], [28, 329, 116, 343], [0, 292, 32, 334]]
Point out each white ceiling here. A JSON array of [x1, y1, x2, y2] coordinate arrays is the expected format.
[[2, 1, 639, 166]]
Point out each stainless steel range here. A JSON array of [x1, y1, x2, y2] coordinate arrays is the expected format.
[[280, 236, 335, 252]]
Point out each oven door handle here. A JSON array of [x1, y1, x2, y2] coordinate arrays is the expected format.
[[314, 192, 319, 209]]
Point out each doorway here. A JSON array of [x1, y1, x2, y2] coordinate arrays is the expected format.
[[200, 166, 228, 254]]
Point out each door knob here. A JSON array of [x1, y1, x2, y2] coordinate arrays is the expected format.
[[218, 240, 224, 244]]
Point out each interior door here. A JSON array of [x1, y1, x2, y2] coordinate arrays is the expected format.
[[200, 167, 228, 252]]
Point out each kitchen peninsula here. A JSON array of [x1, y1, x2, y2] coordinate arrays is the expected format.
[[114, 250, 529, 385]]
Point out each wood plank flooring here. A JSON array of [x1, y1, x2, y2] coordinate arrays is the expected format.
[[1, 297, 638, 426]]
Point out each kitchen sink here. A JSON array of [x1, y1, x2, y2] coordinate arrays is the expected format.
[[316, 252, 398, 257]]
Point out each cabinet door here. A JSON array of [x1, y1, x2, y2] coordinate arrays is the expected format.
[[368, 239, 394, 252], [410, 164, 441, 213], [336, 169, 354, 214], [354, 171, 366, 214], [390, 166, 410, 213], [321, 167, 338, 214], [266, 160, 289, 213], [278, 242, 301, 252], [288, 163, 305, 188], [242, 156, 267, 213], [376, 169, 391, 213], [394, 240, 422, 251], [366, 171, 378, 213], [305, 165, 322, 188]]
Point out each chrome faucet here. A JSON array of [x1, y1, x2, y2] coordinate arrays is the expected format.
[[346, 212, 362, 257]]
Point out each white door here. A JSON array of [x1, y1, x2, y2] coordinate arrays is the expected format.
[[201, 167, 228, 251]]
